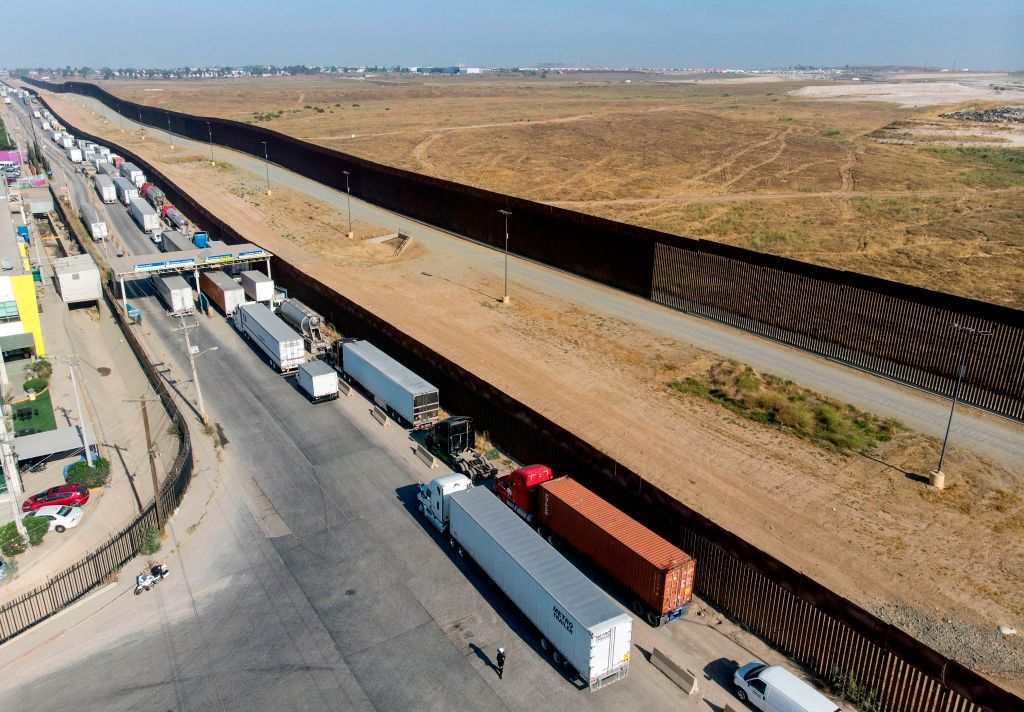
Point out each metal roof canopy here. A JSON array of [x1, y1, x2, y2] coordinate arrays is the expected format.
[[14, 424, 97, 462]]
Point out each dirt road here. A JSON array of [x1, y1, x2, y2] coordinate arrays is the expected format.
[[39, 87, 1024, 686]]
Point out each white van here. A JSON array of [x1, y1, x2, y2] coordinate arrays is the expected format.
[[734, 663, 840, 712]]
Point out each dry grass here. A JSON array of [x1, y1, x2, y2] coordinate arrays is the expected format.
[[95, 75, 1024, 306]]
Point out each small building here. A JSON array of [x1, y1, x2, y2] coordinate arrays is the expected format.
[[53, 254, 101, 305], [23, 188, 54, 215]]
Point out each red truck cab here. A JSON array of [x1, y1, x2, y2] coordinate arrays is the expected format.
[[495, 464, 553, 524]]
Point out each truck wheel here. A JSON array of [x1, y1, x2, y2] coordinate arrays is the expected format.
[[540, 637, 551, 654], [417, 503, 423, 514], [735, 688, 748, 702], [552, 650, 564, 666], [457, 545, 466, 559], [631, 601, 644, 616], [546, 533, 558, 547], [645, 611, 662, 628], [448, 537, 456, 549]]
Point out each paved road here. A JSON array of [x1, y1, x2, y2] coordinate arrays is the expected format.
[[57, 92, 1024, 471], [0, 127, 786, 711]]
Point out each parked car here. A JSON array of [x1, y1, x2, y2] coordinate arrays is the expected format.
[[26, 505, 83, 533], [733, 663, 840, 712], [21, 484, 90, 512]]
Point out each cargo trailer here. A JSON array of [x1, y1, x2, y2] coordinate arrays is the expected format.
[[536, 476, 694, 627], [53, 255, 101, 305], [296, 360, 340, 402], [120, 162, 145, 187], [93, 174, 116, 204], [60, 135, 75, 149], [129, 198, 161, 235], [234, 303, 304, 373], [336, 340, 439, 428], [151, 274, 194, 316], [199, 270, 246, 316], [112, 176, 138, 205], [419, 479, 632, 690], [278, 298, 328, 353], [78, 203, 109, 240], [65, 147, 82, 163], [239, 270, 274, 303], [50, 131, 61, 142], [97, 162, 117, 176], [159, 229, 194, 253]]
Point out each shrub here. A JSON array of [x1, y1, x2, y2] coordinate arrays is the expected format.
[[0, 522, 26, 557], [66, 457, 111, 488], [23, 377, 48, 393], [30, 359, 53, 379], [23, 516, 49, 546], [139, 523, 162, 555]]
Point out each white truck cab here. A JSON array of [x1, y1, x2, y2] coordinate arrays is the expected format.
[[417, 473, 472, 532], [734, 663, 840, 712]]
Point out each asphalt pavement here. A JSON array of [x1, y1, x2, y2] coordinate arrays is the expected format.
[[56, 93, 1024, 470]]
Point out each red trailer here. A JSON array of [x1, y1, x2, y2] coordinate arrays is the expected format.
[[497, 466, 695, 627]]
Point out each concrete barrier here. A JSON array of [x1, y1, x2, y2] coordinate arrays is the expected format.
[[415, 443, 437, 469], [338, 379, 352, 396], [371, 406, 388, 426], [650, 647, 699, 695]]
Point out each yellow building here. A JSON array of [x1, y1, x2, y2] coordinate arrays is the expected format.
[[0, 208, 44, 359]]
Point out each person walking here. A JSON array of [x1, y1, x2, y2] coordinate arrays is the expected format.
[[496, 647, 506, 679]]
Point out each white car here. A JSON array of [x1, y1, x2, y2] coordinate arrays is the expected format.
[[27, 505, 84, 533]]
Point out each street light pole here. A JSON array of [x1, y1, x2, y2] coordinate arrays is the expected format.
[[166, 111, 173, 148], [138, 107, 143, 138], [343, 170, 352, 238], [932, 323, 993, 488], [498, 209, 511, 304], [261, 141, 271, 196], [206, 122, 215, 165]]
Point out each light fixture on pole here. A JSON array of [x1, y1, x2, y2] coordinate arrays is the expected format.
[[206, 122, 215, 166], [343, 170, 352, 238], [261, 141, 271, 196], [931, 322, 993, 489], [498, 209, 511, 304]]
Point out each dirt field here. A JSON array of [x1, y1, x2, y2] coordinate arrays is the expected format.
[[36, 87, 1024, 688], [96, 73, 1024, 307]]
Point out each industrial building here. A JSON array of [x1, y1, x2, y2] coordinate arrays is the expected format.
[[0, 186, 45, 359]]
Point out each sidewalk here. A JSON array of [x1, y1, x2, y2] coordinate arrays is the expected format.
[[0, 243, 172, 599]]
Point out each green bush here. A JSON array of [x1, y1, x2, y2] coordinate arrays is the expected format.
[[23, 377, 48, 393], [0, 522, 27, 557], [139, 523, 162, 555], [66, 457, 111, 488], [23, 516, 49, 546], [30, 359, 53, 379]]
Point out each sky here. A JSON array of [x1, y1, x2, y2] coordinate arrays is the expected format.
[[2, 0, 1022, 71]]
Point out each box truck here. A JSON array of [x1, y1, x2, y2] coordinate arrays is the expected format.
[[296, 360, 340, 402], [418, 479, 632, 690], [199, 270, 246, 316], [93, 174, 116, 204], [152, 275, 194, 316], [129, 197, 161, 235], [239, 270, 274, 302], [234, 302, 305, 372], [333, 339, 439, 428], [497, 468, 695, 627], [78, 203, 109, 241]]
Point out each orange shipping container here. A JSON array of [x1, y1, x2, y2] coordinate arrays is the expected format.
[[538, 477, 695, 626]]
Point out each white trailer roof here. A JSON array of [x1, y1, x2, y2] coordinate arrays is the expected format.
[[344, 340, 437, 395], [452, 486, 629, 630], [299, 359, 335, 378], [238, 303, 302, 344]]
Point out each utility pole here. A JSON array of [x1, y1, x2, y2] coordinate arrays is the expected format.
[[261, 141, 272, 196], [67, 358, 94, 466], [931, 323, 993, 488], [343, 171, 352, 238], [206, 122, 215, 165], [138, 397, 164, 530], [166, 111, 173, 148], [171, 319, 216, 425], [498, 209, 511, 304], [138, 107, 144, 139]]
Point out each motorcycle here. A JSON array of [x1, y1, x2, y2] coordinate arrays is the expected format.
[[134, 564, 170, 595]]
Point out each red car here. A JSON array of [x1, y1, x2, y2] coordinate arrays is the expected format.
[[22, 485, 90, 512]]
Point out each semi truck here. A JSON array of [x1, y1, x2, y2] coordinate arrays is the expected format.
[[128, 198, 161, 236], [418, 477, 632, 690], [162, 206, 189, 233], [159, 229, 194, 253], [152, 275, 194, 316], [234, 302, 305, 373], [112, 176, 138, 205], [199, 270, 246, 315], [277, 298, 328, 353], [240, 270, 274, 302], [496, 466, 695, 627], [191, 231, 209, 248], [331, 339, 439, 428], [78, 203, 108, 241], [426, 416, 497, 482], [93, 174, 116, 204], [142, 183, 167, 209], [296, 359, 340, 402]]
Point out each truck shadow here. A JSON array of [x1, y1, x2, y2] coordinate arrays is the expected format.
[[395, 483, 587, 691], [704, 657, 739, 693]]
